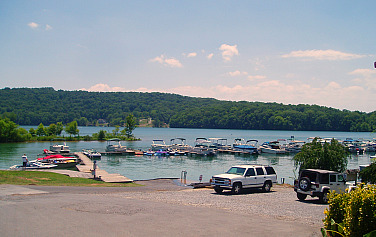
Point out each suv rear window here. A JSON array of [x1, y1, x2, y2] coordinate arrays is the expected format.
[[256, 167, 264, 175], [301, 170, 318, 182], [265, 167, 276, 175]]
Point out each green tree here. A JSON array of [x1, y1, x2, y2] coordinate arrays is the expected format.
[[65, 121, 79, 137], [29, 127, 36, 137], [359, 160, 376, 184], [0, 118, 18, 142], [46, 123, 57, 136], [98, 130, 106, 140], [122, 114, 136, 138], [56, 122, 64, 136], [112, 125, 120, 136], [293, 138, 348, 172], [36, 123, 46, 136]]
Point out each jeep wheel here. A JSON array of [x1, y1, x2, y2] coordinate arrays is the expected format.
[[214, 187, 223, 194], [232, 183, 242, 194], [319, 191, 329, 204], [298, 177, 311, 191], [297, 192, 307, 201], [262, 181, 272, 192]]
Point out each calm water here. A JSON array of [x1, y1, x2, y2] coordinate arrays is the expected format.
[[1, 127, 374, 184]]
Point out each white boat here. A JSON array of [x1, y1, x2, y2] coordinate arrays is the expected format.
[[190, 138, 217, 156], [83, 149, 102, 159], [10, 161, 57, 170], [259, 141, 286, 154], [170, 138, 191, 151], [105, 138, 127, 153], [208, 138, 231, 150], [232, 139, 259, 154], [285, 140, 305, 153], [151, 139, 170, 151], [49, 139, 70, 153]]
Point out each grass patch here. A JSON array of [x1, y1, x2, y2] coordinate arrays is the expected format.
[[0, 170, 141, 187]]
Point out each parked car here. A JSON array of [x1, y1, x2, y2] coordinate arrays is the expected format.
[[211, 164, 277, 194], [294, 169, 355, 204]]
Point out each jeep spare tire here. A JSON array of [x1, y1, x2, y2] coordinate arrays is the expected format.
[[299, 177, 311, 191]]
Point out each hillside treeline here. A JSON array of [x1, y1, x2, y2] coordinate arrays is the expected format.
[[0, 87, 375, 132]]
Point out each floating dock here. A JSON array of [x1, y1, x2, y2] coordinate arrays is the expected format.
[[75, 152, 133, 183]]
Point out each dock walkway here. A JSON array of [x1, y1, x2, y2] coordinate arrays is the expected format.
[[75, 152, 133, 183]]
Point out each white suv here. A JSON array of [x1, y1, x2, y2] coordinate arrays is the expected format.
[[294, 169, 354, 203], [211, 164, 277, 194]]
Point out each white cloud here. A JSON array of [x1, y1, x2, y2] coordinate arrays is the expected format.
[[219, 44, 239, 61], [81, 84, 126, 92], [281, 49, 366, 60], [207, 53, 214, 60], [28, 22, 39, 29], [150, 55, 183, 68], [248, 75, 266, 80], [349, 68, 376, 90], [227, 70, 248, 77], [187, 52, 197, 58], [45, 24, 53, 31]]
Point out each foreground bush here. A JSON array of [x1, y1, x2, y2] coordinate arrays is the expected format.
[[322, 184, 376, 237]]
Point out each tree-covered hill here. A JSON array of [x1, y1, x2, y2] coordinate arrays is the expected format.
[[0, 87, 375, 132]]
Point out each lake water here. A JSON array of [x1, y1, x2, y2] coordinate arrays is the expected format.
[[1, 127, 374, 184]]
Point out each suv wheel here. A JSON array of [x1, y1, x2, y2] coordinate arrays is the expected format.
[[297, 192, 307, 201], [214, 187, 223, 194], [232, 183, 242, 194], [319, 190, 329, 204], [298, 177, 311, 191], [262, 181, 272, 192]]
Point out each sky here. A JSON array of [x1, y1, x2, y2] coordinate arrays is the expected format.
[[1, 1, 376, 112]]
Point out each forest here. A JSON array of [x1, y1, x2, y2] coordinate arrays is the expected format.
[[0, 87, 375, 132]]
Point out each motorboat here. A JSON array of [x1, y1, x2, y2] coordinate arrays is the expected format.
[[259, 141, 286, 154], [83, 149, 102, 159], [49, 139, 70, 153], [285, 140, 305, 153], [232, 139, 259, 154], [105, 138, 128, 153], [10, 161, 57, 170], [151, 139, 170, 151], [170, 138, 192, 152], [35, 154, 78, 168], [190, 138, 217, 156], [208, 138, 231, 150]]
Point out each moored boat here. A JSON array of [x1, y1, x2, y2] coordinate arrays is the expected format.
[[151, 139, 170, 151], [232, 139, 259, 154], [36, 154, 78, 168], [190, 138, 217, 156], [209, 138, 231, 150], [10, 161, 57, 170], [259, 141, 286, 154], [49, 138, 70, 153], [105, 138, 128, 153]]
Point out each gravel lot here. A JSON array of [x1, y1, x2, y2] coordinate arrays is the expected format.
[[111, 183, 328, 226], [1, 180, 327, 236]]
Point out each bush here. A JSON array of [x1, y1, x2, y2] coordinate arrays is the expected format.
[[323, 184, 376, 237]]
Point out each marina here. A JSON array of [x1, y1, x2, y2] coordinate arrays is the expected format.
[[1, 127, 375, 185]]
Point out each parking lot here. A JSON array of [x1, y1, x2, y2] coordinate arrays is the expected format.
[[1, 181, 326, 236]]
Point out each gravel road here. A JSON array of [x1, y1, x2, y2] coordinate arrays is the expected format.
[[1, 180, 327, 236]]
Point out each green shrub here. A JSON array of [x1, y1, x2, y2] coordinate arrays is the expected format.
[[323, 184, 376, 237]]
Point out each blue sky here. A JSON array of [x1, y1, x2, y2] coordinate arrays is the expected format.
[[1, 1, 375, 112]]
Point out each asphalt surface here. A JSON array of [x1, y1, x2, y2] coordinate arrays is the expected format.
[[0, 180, 325, 237]]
